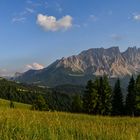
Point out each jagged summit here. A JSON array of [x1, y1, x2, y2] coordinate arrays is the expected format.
[[55, 46, 140, 77]]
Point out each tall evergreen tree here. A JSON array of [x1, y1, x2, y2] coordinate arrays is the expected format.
[[97, 77, 104, 114], [83, 79, 99, 114], [97, 76, 112, 115], [112, 78, 124, 116], [125, 76, 136, 116], [83, 76, 112, 115], [101, 76, 112, 115]]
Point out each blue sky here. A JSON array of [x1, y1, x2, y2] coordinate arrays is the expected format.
[[0, 0, 140, 76]]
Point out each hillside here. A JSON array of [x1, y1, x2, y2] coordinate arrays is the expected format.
[[14, 47, 140, 87], [0, 98, 31, 109]]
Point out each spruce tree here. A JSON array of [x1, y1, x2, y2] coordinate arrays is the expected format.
[[97, 76, 112, 115], [125, 76, 136, 116], [112, 78, 124, 116], [102, 76, 112, 115], [83, 79, 99, 114]]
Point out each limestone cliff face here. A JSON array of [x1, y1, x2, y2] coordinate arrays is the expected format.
[[55, 47, 140, 77]]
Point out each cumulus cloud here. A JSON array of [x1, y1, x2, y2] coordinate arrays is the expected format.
[[134, 14, 140, 21], [26, 63, 44, 70], [37, 14, 73, 31]]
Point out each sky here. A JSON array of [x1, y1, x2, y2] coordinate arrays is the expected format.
[[0, 0, 140, 76]]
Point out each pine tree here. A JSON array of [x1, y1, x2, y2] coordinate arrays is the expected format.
[[97, 76, 112, 115], [112, 78, 124, 116], [83, 79, 99, 114], [125, 76, 136, 116]]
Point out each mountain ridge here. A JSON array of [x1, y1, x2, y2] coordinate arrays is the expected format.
[[14, 46, 140, 87]]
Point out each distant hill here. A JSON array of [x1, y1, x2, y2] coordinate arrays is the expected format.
[[13, 47, 140, 87]]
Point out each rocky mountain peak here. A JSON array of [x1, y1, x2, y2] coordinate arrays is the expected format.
[[55, 46, 140, 77]]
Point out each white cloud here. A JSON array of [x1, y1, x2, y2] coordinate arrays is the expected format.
[[26, 0, 41, 7], [12, 17, 26, 23], [134, 14, 140, 21], [37, 14, 73, 31], [26, 63, 44, 70], [26, 7, 35, 13], [12, 1, 37, 23]]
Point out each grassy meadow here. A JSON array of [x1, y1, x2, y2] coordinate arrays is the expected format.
[[0, 99, 31, 109], [0, 108, 139, 140]]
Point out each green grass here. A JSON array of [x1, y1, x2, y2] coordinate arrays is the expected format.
[[0, 109, 139, 140], [0, 99, 31, 109]]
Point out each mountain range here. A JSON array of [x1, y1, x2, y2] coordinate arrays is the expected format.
[[14, 46, 140, 87]]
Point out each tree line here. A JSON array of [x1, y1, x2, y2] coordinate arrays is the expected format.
[[71, 75, 140, 116], [0, 76, 140, 116]]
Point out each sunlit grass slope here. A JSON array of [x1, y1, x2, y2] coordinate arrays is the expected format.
[[0, 98, 31, 109], [0, 109, 139, 140]]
